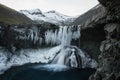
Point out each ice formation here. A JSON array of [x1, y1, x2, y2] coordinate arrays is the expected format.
[[15, 25, 80, 46], [45, 25, 80, 46]]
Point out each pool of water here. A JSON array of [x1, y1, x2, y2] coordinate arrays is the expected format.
[[0, 64, 96, 80]]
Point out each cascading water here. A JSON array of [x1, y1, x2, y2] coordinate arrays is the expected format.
[[50, 26, 97, 68], [44, 25, 80, 46]]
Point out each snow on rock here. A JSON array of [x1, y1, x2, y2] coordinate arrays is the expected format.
[[44, 10, 70, 21], [20, 9, 42, 15], [20, 9, 75, 25]]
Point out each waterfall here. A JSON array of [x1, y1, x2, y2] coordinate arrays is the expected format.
[[45, 25, 80, 46], [50, 25, 97, 68]]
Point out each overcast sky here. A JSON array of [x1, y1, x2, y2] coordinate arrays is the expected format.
[[0, 0, 99, 16]]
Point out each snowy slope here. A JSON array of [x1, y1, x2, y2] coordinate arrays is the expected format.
[[20, 9, 75, 25]]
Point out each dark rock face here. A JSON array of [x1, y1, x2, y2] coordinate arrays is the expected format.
[[90, 24, 120, 80], [80, 25, 106, 60], [89, 0, 120, 80], [98, 0, 120, 22]]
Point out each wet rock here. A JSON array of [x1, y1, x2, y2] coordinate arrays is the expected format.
[[98, 0, 120, 22], [90, 25, 120, 80], [104, 24, 120, 39]]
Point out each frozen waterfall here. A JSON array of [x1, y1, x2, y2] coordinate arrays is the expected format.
[[0, 25, 97, 74]]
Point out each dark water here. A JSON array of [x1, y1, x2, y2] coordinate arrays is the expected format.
[[0, 64, 96, 80]]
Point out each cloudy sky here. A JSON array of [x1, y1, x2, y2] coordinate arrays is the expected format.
[[0, 0, 99, 16]]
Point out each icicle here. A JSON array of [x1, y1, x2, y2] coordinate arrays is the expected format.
[[16, 25, 81, 46], [72, 25, 81, 40]]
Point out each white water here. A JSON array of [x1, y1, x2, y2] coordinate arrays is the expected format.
[[33, 64, 68, 72]]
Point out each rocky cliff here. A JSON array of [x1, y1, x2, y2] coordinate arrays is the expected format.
[[89, 0, 120, 80]]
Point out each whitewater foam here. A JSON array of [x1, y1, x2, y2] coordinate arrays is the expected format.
[[33, 64, 69, 72]]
